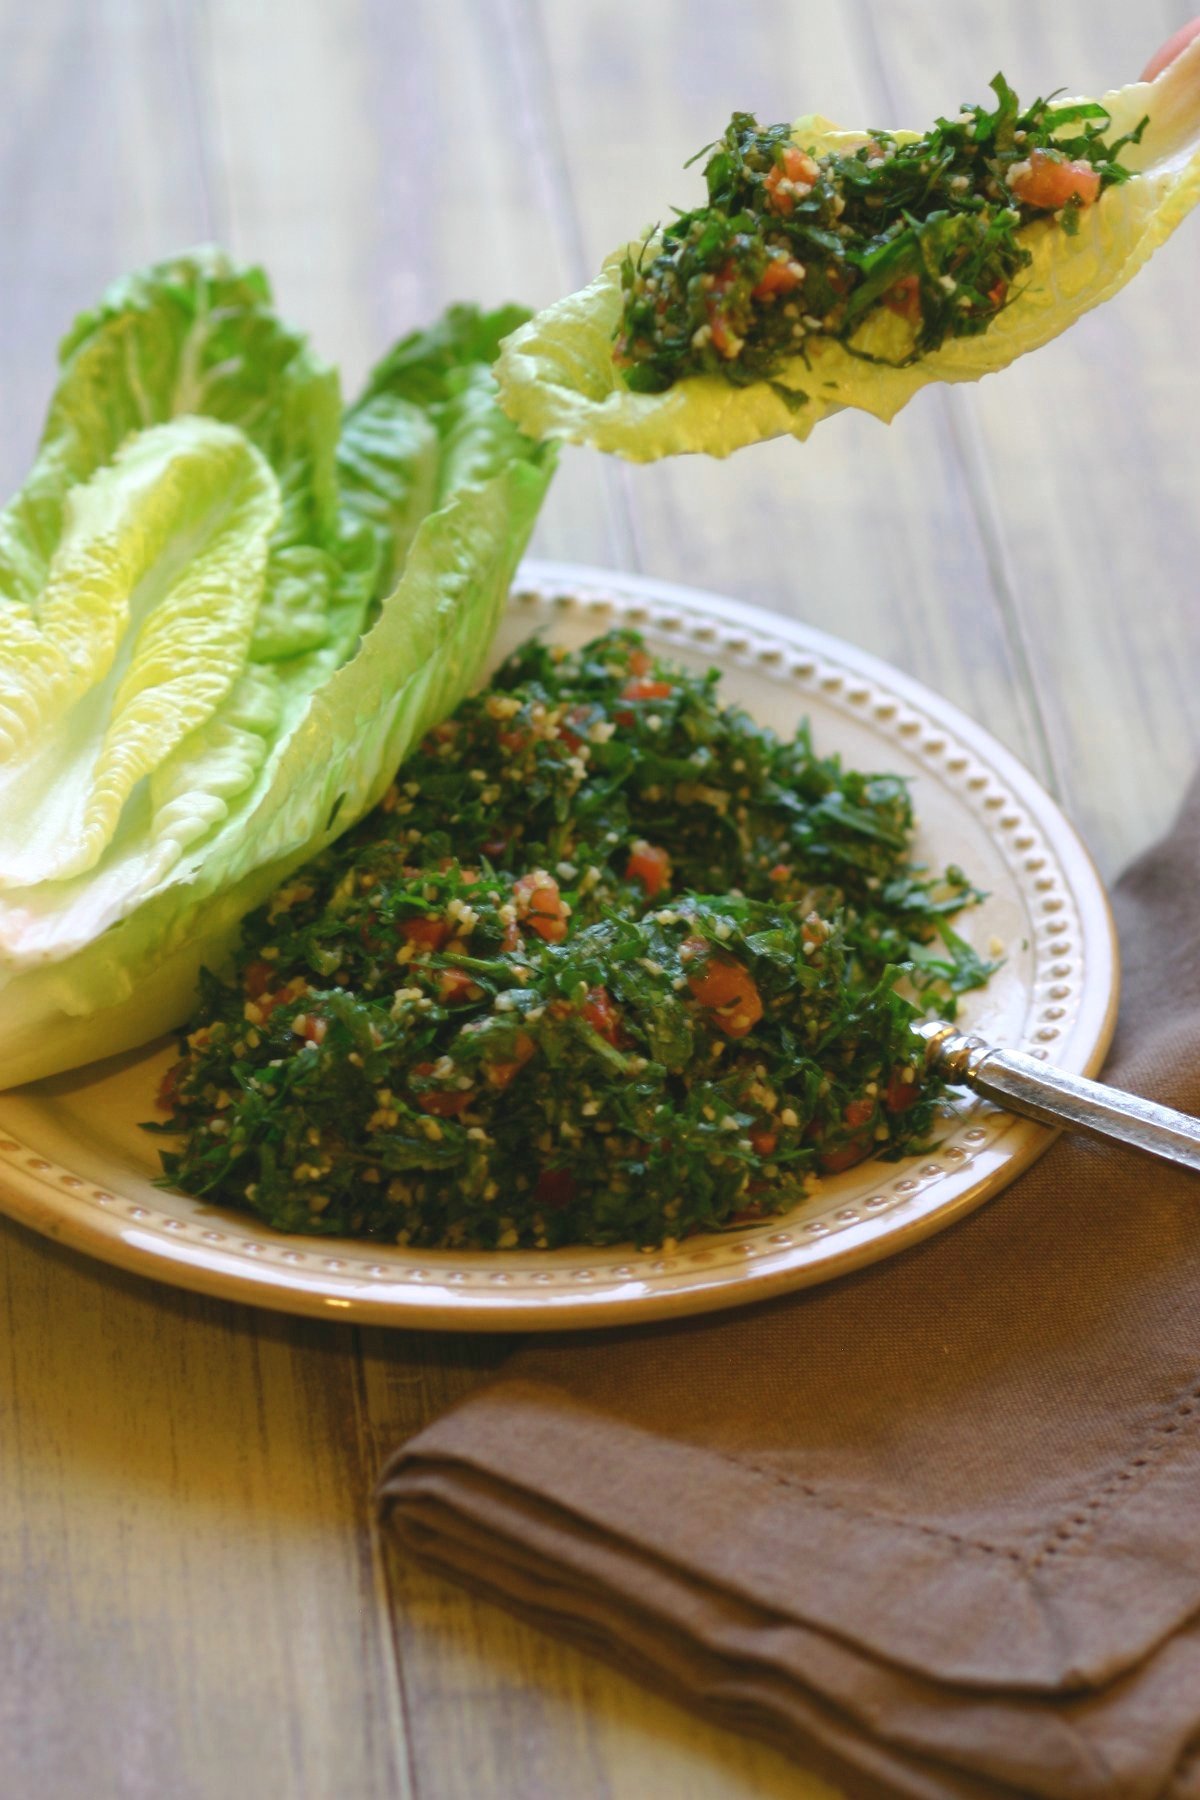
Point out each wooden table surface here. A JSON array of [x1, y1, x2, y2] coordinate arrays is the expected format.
[[1, 3, 1197, 1796]]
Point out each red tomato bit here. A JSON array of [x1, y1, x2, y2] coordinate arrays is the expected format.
[[1009, 149, 1101, 210], [625, 840, 672, 898], [439, 968, 483, 1004], [686, 943, 764, 1039], [411, 1063, 472, 1117], [582, 986, 623, 1046], [764, 146, 820, 216], [486, 1032, 537, 1089], [534, 1168, 575, 1211], [885, 1068, 920, 1113], [513, 872, 569, 944], [751, 256, 805, 301], [157, 1060, 188, 1113], [244, 960, 276, 999], [884, 273, 922, 321]]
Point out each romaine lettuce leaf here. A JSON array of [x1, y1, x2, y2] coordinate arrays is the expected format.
[[0, 418, 279, 889], [0, 255, 554, 1087], [495, 42, 1200, 459]]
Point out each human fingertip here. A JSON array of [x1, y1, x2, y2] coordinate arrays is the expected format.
[[1141, 17, 1200, 83]]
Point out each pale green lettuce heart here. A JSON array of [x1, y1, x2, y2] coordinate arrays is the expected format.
[[0, 418, 279, 889], [0, 453, 550, 1087], [0, 265, 554, 1088], [496, 40, 1200, 460], [0, 249, 371, 955]]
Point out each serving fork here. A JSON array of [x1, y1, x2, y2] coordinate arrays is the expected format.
[[918, 1022, 1200, 1173]]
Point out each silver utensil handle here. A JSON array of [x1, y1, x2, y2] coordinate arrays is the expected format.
[[919, 1024, 1200, 1174]]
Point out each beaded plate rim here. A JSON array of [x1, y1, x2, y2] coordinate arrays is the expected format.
[[0, 562, 1119, 1329]]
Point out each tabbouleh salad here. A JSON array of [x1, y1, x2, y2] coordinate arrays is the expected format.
[[616, 75, 1147, 393], [154, 631, 994, 1250]]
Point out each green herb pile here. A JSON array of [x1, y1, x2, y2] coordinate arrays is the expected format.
[[153, 631, 993, 1250], [617, 75, 1147, 393]]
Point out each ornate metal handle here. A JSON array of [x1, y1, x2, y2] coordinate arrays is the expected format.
[[917, 1022, 1200, 1174]]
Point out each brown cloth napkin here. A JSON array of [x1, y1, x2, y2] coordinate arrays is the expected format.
[[379, 778, 1200, 1800]]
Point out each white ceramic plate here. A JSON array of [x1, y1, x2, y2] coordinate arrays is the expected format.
[[0, 564, 1118, 1329]]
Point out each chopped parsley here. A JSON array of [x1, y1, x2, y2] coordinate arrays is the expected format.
[[616, 74, 1147, 392], [152, 631, 995, 1250]]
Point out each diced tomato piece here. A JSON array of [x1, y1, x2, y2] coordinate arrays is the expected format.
[[884, 273, 921, 320], [402, 916, 452, 951], [986, 278, 1008, 309], [687, 952, 764, 1039], [439, 968, 482, 1004], [412, 1064, 472, 1117], [501, 919, 522, 953], [625, 839, 672, 898], [513, 873, 569, 944], [249, 981, 289, 1020], [582, 986, 623, 1046], [498, 727, 530, 754], [749, 1127, 778, 1157], [620, 678, 674, 704], [534, 1168, 575, 1211], [243, 959, 276, 999], [752, 256, 804, 301], [420, 720, 458, 754], [482, 832, 510, 861], [700, 260, 741, 359], [627, 648, 653, 677], [885, 1069, 920, 1113], [616, 677, 675, 727], [1009, 149, 1101, 210], [768, 863, 792, 881], [706, 303, 738, 359], [157, 1059, 188, 1112], [558, 703, 594, 753], [818, 1136, 873, 1175], [487, 1033, 537, 1089], [764, 146, 819, 215], [810, 1096, 881, 1173], [526, 894, 569, 945], [292, 1013, 327, 1045], [416, 1090, 472, 1117], [688, 956, 757, 1011]]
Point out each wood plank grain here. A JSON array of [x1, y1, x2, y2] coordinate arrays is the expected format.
[[193, 0, 635, 572], [0, 0, 210, 494], [0, 6, 403, 1798], [0, 1222, 406, 1800]]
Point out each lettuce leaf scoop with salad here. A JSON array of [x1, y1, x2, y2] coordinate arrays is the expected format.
[[495, 45, 1200, 458], [0, 250, 554, 1088]]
